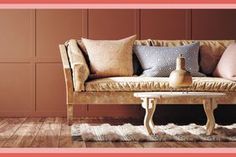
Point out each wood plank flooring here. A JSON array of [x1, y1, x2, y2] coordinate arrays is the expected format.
[[0, 117, 236, 148]]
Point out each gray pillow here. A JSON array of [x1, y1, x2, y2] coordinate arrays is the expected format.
[[133, 42, 205, 77]]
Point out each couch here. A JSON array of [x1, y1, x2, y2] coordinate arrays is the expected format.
[[59, 39, 236, 125]]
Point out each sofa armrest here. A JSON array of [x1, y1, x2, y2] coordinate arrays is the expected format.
[[59, 44, 74, 103], [72, 63, 89, 91]]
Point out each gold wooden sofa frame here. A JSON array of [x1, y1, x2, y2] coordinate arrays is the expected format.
[[59, 43, 236, 125]]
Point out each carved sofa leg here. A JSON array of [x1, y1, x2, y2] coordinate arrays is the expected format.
[[67, 104, 73, 126]]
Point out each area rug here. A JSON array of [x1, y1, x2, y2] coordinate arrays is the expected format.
[[71, 123, 236, 142]]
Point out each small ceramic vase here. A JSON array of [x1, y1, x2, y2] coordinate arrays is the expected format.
[[169, 54, 192, 88]]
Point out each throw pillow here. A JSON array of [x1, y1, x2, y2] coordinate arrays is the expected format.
[[82, 35, 136, 78], [148, 40, 235, 76], [213, 43, 236, 81], [66, 39, 90, 91], [133, 42, 205, 77], [132, 39, 152, 76], [199, 40, 235, 76]]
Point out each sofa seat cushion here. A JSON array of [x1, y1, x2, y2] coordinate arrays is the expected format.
[[85, 77, 236, 92]]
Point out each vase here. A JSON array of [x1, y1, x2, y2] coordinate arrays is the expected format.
[[169, 54, 192, 88]]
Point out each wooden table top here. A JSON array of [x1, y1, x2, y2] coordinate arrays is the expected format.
[[134, 92, 226, 98]]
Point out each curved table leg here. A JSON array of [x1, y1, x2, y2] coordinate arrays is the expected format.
[[141, 97, 157, 135], [203, 98, 218, 135]]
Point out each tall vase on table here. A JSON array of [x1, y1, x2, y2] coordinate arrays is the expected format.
[[169, 54, 192, 89]]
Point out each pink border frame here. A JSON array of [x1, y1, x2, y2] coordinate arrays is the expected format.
[[0, 2, 235, 156], [1, 4, 236, 8], [0, 148, 236, 153]]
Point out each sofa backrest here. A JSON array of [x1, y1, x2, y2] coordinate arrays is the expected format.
[[134, 40, 235, 76], [77, 39, 235, 76]]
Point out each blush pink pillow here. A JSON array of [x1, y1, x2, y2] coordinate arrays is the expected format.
[[213, 43, 236, 81]]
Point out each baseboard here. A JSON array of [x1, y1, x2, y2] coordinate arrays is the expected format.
[[0, 111, 66, 117]]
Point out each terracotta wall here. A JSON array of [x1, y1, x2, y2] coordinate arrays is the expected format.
[[0, 9, 236, 118]]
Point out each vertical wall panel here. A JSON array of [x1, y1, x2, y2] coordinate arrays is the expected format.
[[36, 63, 66, 112], [36, 10, 84, 59], [141, 9, 191, 39], [0, 64, 33, 113], [0, 10, 34, 116], [192, 10, 236, 39], [35, 10, 85, 115], [88, 9, 138, 39], [0, 10, 34, 59]]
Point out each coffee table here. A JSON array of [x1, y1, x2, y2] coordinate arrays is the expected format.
[[134, 92, 226, 135]]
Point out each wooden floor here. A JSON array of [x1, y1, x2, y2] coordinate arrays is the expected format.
[[0, 117, 236, 148]]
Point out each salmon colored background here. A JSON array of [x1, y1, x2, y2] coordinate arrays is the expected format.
[[0, 9, 236, 118]]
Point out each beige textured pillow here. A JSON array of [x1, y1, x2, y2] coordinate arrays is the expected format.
[[66, 39, 90, 91], [213, 43, 236, 81], [82, 35, 136, 78]]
